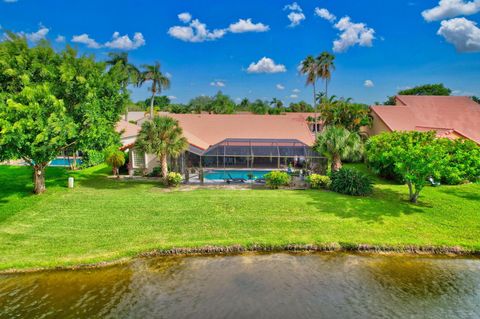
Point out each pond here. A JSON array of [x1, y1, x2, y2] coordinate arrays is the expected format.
[[1, 253, 479, 319]]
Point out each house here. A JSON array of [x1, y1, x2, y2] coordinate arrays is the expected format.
[[116, 112, 325, 174], [370, 95, 480, 144]]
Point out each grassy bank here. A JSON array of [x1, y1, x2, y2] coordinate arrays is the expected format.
[[0, 164, 479, 271]]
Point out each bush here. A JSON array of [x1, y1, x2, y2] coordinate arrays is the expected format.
[[264, 171, 291, 189], [149, 167, 162, 177], [436, 138, 480, 184], [81, 149, 105, 168], [330, 168, 373, 196], [307, 174, 331, 189], [166, 172, 183, 187], [105, 147, 125, 177]]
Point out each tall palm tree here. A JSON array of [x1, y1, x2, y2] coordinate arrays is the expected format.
[[300, 55, 320, 135], [270, 98, 284, 109], [135, 116, 188, 181], [317, 52, 335, 99], [106, 52, 140, 120], [138, 62, 171, 118], [314, 126, 362, 172]]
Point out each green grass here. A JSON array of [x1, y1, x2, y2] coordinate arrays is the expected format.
[[0, 164, 479, 271]]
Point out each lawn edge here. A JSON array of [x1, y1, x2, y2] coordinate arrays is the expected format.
[[2, 243, 479, 274]]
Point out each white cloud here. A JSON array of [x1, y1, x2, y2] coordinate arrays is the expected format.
[[287, 12, 306, 27], [422, 0, 480, 22], [228, 18, 269, 33], [333, 17, 375, 53], [210, 80, 226, 87], [168, 95, 177, 100], [178, 12, 192, 23], [55, 35, 65, 43], [276, 84, 285, 90], [292, 88, 301, 93], [3, 0, 18, 2], [168, 16, 226, 42], [20, 26, 49, 42], [247, 57, 287, 74], [71, 34, 102, 49], [165, 72, 172, 79], [364, 80, 375, 88], [284, 2, 305, 27], [284, 2, 302, 12], [437, 17, 480, 52], [315, 8, 337, 22], [104, 32, 145, 50], [290, 94, 299, 99]]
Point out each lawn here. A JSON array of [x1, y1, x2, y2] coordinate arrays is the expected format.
[[0, 164, 479, 271]]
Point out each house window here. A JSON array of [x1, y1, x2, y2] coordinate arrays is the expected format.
[[132, 149, 145, 168]]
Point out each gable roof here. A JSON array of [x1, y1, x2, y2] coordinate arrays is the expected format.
[[118, 113, 316, 150], [371, 95, 480, 143]]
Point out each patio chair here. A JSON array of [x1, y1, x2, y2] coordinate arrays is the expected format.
[[226, 174, 246, 184]]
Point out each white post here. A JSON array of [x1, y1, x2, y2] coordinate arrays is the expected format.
[[68, 177, 74, 189]]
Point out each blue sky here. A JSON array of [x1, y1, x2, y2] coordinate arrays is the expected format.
[[1, 0, 479, 105]]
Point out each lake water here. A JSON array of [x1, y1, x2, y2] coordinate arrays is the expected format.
[[1, 253, 479, 319]]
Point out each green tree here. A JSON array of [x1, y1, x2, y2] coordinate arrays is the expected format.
[[106, 52, 139, 120], [249, 99, 270, 114], [135, 116, 188, 181], [269, 98, 284, 114], [0, 35, 125, 194], [105, 147, 125, 178], [287, 101, 314, 113], [472, 96, 479, 104], [189, 95, 213, 113], [317, 52, 336, 99], [314, 126, 362, 172], [237, 98, 251, 112], [300, 56, 320, 133], [138, 62, 171, 118], [384, 84, 452, 105], [320, 98, 372, 133], [211, 91, 235, 114]]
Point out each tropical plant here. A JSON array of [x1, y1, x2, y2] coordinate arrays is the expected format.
[[319, 98, 372, 133], [384, 84, 451, 105], [106, 52, 140, 120], [264, 171, 291, 189], [314, 126, 363, 172], [211, 91, 235, 114], [166, 172, 183, 187], [189, 95, 213, 113], [105, 147, 125, 178], [138, 62, 171, 118], [135, 116, 188, 181], [287, 101, 314, 113], [317, 52, 336, 99], [300, 55, 320, 133], [249, 99, 270, 115], [330, 168, 373, 196], [0, 35, 126, 194], [307, 174, 331, 189], [82, 149, 105, 168]]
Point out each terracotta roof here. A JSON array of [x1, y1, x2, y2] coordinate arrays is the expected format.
[[118, 113, 316, 150], [371, 96, 480, 143]]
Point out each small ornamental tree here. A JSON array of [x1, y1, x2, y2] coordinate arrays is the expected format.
[[105, 147, 125, 178]]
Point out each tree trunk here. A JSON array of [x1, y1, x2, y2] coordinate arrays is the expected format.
[[150, 90, 156, 118], [313, 82, 318, 137], [33, 164, 46, 194], [161, 154, 168, 182], [407, 181, 418, 203], [325, 79, 329, 100], [331, 154, 342, 172]]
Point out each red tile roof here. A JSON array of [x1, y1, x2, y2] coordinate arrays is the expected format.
[[371, 96, 480, 143]]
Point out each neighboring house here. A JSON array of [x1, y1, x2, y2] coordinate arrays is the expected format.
[[370, 95, 480, 144], [116, 113, 324, 174]]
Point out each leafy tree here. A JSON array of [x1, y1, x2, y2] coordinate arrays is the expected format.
[[435, 138, 480, 184], [135, 116, 188, 181], [249, 99, 270, 115], [138, 62, 170, 118], [189, 95, 213, 113], [106, 52, 139, 120], [314, 126, 363, 172], [319, 98, 372, 133], [287, 101, 314, 113], [168, 103, 191, 114], [0, 35, 125, 194], [105, 146, 125, 178], [269, 98, 284, 114], [211, 91, 235, 114], [138, 96, 171, 111], [472, 96, 480, 104], [384, 84, 451, 105], [236, 98, 251, 112]]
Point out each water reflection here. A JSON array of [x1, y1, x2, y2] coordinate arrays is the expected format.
[[1, 253, 479, 319]]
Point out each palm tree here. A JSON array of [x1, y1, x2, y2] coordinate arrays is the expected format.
[[317, 52, 335, 99], [138, 62, 171, 118], [135, 116, 188, 181], [105, 147, 126, 178], [106, 52, 140, 121], [270, 98, 284, 110], [314, 126, 362, 172], [300, 55, 320, 135]]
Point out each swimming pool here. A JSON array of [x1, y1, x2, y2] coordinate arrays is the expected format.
[[49, 158, 83, 167], [204, 170, 271, 180]]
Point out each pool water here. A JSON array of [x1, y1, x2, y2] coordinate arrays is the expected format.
[[204, 170, 271, 180], [49, 158, 83, 167]]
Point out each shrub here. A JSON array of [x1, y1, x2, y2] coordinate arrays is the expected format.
[[82, 150, 105, 168], [264, 171, 291, 189], [150, 167, 162, 177], [307, 174, 331, 189], [166, 172, 183, 187], [330, 168, 373, 196], [105, 147, 125, 177], [436, 138, 480, 185]]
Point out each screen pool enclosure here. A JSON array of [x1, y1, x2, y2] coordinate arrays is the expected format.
[[184, 138, 327, 173]]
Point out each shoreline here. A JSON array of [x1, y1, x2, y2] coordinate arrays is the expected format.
[[2, 243, 479, 275]]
